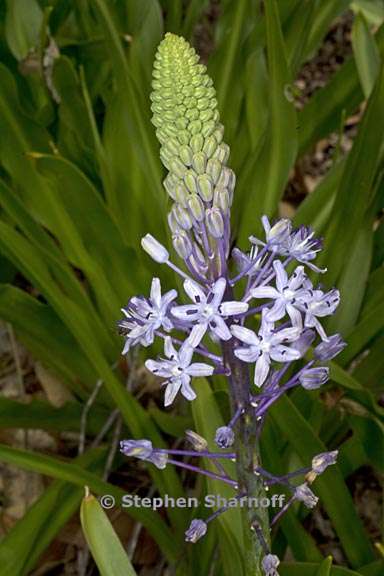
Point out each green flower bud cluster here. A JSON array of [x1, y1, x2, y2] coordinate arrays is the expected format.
[[150, 33, 235, 230]]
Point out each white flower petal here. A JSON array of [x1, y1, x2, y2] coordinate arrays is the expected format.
[[273, 260, 288, 292], [265, 299, 286, 322], [234, 346, 259, 363], [150, 277, 162, 307], [219, 301, 248, 316], [186, 362, 214, 377], [145, 359, 171, 378], [250, 286, 280, 300], [180, 374, 197, 401], [230, 325, 259, 345], [270, 345, 301, 362], [171, 304, 199, 321], [183, 278, 206, 303], [188, 323, 208, 347], [210, 315, 232, 341], [164, 378, 181, 406], [179, 341, 194, 367], [286, 303, 303, 328], [164, 336, 177, 359], [254, 353, 270, 387]]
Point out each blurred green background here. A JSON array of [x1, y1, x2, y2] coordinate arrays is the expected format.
[[0, 1, 383, 575]]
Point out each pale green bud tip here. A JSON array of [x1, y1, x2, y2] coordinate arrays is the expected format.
[[151, 34, 224, 170]]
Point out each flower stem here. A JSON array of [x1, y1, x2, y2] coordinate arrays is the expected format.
[[222, 295, 269, 575]]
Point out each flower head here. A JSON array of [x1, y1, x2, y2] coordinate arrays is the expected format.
[[185, 518, 207, 543], [118, 278, 177, 353], [172, 277, 248, 346], [297, 284, 340, 341], [314, 334, 346, 360], [312, 450, 338, 474], [294, 483, 318, 508], [120, 439, 168, 469], [299, 367, 329, 390], [262, 553, 280, 576], [145, 337, 214, 406], [231, 310, 301, 387], [250, 260, 308, 327], [215, 426, 235, 448]]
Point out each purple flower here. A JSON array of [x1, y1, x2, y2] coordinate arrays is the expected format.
[[297, 284, 340, 341], [172, 277, 248, 346], [145, 337, 214, 406], [185, 518, 207, 543], [262, 553, 280, 576], [250, 261, 308, 327], [312, 450, 338, 474], [118, 278, 177, 353], [215, 426, 235, 448], [294, 483, 318, 508], [280, 225, 324, 272], [299, 367, 329, 390], [120, 439, 168, 469], [250, 216, 292, 253], [291, 329, 316, 357], [231, 310, 301, 387], [314, 334, 346, 360], [232, 246, 263, 277]]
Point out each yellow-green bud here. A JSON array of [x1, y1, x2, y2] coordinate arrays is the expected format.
[[151, 33, 234, 209]]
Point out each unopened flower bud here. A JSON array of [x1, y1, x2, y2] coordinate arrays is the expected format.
[[192, 151, 207, 174], [213, 186, 230, 213], [185, 429, 208, 451], [173, 231, 193, 259], [174, 204, 193, 230], [294, 483, 318, 508], [314, 334, 346, 361], [213, 143, 230, 163], [190, 134, 204, 152], [206, 207, 224, 239], [141, 234, 169, 263], [215, 426, 235, 448], [174, 182, 189, 206], [188, 194, 205, 221], [262, 554, 280, 576], [311, 450, 338, 474], [299, 367, 329, 390], [185, 519, 207, 543], [184, 170, 198, 194], [206, 158, 221, 184], [197, 174, 213, 201], [167, 210, 179, 233]]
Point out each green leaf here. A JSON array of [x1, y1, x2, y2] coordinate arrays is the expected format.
[[80, 492, 138, 576], [279, 562, 362, 576], [0, 284, 96, 395], [352, 12, 380, 97], [319, 63, 384, 285], [5, 0, 43, 60], [238, 0, 297, 242], [352, 0, 384, 26], [0, 396, 107, 434], [316, 556, 333, 576], [326, 220, 373, 335], [270, 396, 375, 567], [0, 449, 105, 576]]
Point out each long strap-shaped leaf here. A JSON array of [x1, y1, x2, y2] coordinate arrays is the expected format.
[[81, 492, 138, 576], [270, 396, 375, 567]]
